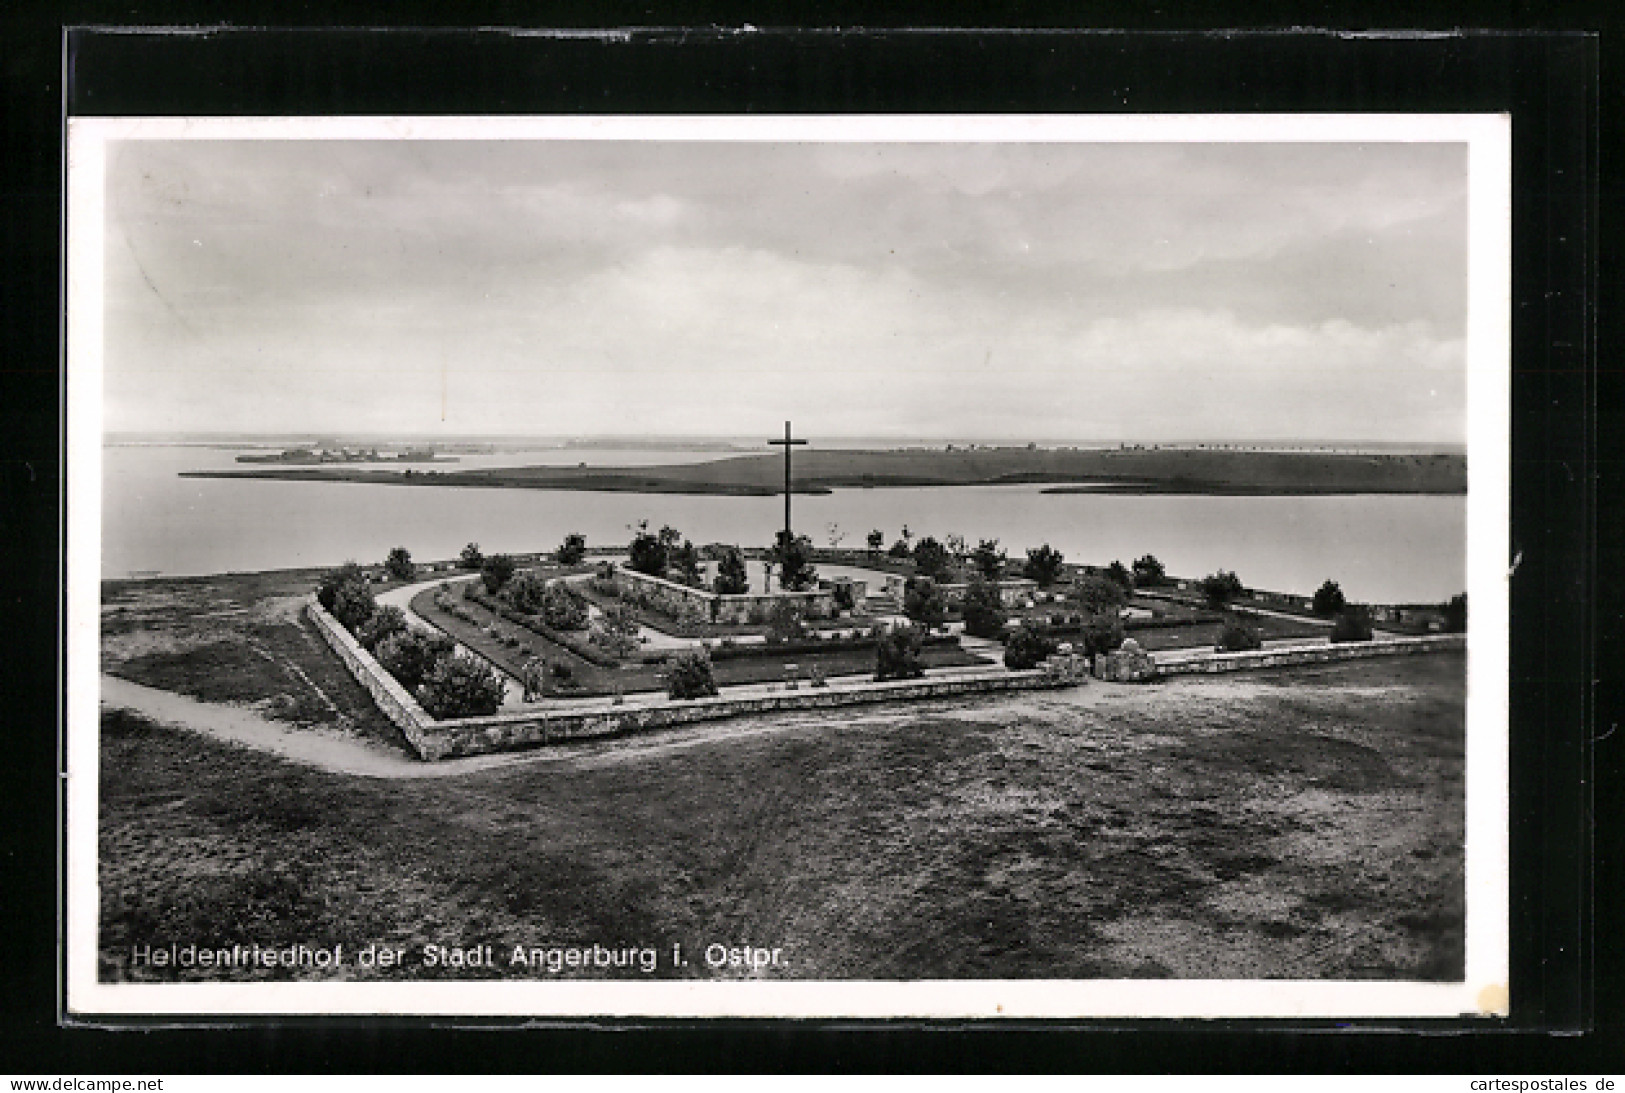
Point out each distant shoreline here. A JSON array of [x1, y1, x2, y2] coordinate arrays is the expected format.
[[179, 446, 1466, 497]]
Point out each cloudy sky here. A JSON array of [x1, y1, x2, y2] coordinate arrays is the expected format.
[[102, 138, 1467, 441]]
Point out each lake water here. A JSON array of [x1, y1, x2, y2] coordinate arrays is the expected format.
[[101, 445, 1466, 604]]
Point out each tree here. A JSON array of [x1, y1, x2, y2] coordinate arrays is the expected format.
[[628, 524, 670, 577], [1078, 614, 1125, 659], [911, 536, 952, 582], [504, 570, 549, 614], [459, 542, 484, 570], [415, 652, 506, 719], [1104, 560, 1134, 591], [1330, 608, 1374, 644], [902, 577, 948, 628], [866, 529, 885, 557], [767, 598, 807, 643], [1312, 579, 1348, 617], [1071, 574, 1128, 616], [668, 538, 703, 588], [665, 649, 719, 700], [944, 533, 968, 563], [1023, 544, 1066, 588], [1199, 569, 1246, 608], [354, 604, 408, 652], [316, 562, 377, 632], [772, 530, 819, 591], [874, 623, 925, 681], [316, 561, 368, 613], [480, 553, 517, 593], [826, 522, 846, 550], [1443, 592, 1467, 633], [961, 577, 1009, 639], [588, 604, 642, 659], [887, 539, 913, 559], [1004, 623, 1058, 670], [556, 532, 587, 566], [384, 546, 416, 582], [713, 547, 750, 595], [1215, 615, 1262, 652], [971, 538, 1005, 581], [1132, 554, 1167, 588], [375, 629, 454, 693]]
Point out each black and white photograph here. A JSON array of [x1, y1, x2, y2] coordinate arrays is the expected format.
[[64, 113, 1510, 1019]]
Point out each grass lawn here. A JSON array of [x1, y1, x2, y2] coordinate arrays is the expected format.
[[98, 646, 1466, 984]]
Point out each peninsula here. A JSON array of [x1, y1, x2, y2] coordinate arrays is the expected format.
[[182, 446, 1466, 496]]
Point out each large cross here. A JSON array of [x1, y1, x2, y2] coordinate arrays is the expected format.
[[767, 420, 807, 548]]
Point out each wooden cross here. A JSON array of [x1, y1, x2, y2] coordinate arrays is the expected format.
[[767, 420, 807, 548]]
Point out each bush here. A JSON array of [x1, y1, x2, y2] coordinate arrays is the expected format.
[[375, 629, 455, 693], [556, 532, 587, 566], [911, 536, 952, 582], [767, 598, 807, 643], [772, 530, 819, 591], [588, 603, 642, 659], [665, 649, 719, 700], [383, 546, 416, 581], [538, 582, 589, 631], [1215, 615, 1262, 652], [459, 542, 484, 570], [1077, 614, 1125, 658], [1003, 624, 1058, 670], [481, 553, 517, 593], [971, 538, 1005, 581], [415, 653, 506, 719], [354, 604, 408, 651], [503, 570, 549, 614], [1071, 574, 1128, 616], [628, 524, 674, 577], [1200, 569, 1246, 608], [1023, 544, 1066, 587], [1132, 554, 1166, 587], [902, 577, 948, 628], [874, 623, 926, 681], [1313, 579, 1348, 617], [961, 577, 1008, 639], [1330, 609, 1374, 644], [713, 546, 750, 595], [316, 561, 368, 613], [1104, 560, 1134, 591], [329, 577, 377, 633]]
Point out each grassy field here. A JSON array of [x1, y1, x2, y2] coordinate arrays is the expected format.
[[183, 445, 1467, 497], [99, 635, 1466, 984]]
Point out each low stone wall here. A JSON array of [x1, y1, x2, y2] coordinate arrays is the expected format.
[[413, 668, 1076, 760], [613, 566, 836, 624], [304, 597, 440, 757], [1150, 633, 1465, 679]]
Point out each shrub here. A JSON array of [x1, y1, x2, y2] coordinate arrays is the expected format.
[[971, 538, 1005, 581], [1131, 554, 1166, 587], [1200, 569, 1246, 608], [520, 658, 548, 702], [911, 536, 952, 582], [772, 530, 819, 591], [766, 598, 806, 643], [480, 553, 517, 594], [628, 523, 675, 577], [665, 649, 719, 700], [902, 577, 948, 628], [556, 532, 587, 566], [459, 542, 484, 570], [1071, 574, 1128, 616], [316, 561, 367, 613], [329, 577, 377, 633], [874, 623, 926, 681], [503, 570, 549, 614], [1023, 544, 1066, 587], [588, 603, 642, 659], [375, 629, 455, 693], [961, 577, 1008, 639], [1215, 615, 1262, 652], [712, 546, 750, 595], [1003, 624, 1058, 670], [354, 604, 408, 651], [383, 546, 416, 581], [831, 581, 856, 612], [887, 539, 912, 559], [415, 653, 506, 719], [538, 582, 589, 630], [1078, 614, 1126, 658], [1313, 579, 1348, 617], [1330, 608, 1374, 644]]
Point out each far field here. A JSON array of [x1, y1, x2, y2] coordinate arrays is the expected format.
[[181, 445, 1467, 497], [97, 568, 1466, 984]]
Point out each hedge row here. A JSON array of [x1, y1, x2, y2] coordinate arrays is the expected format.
[[460, 584, 623, 668]]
